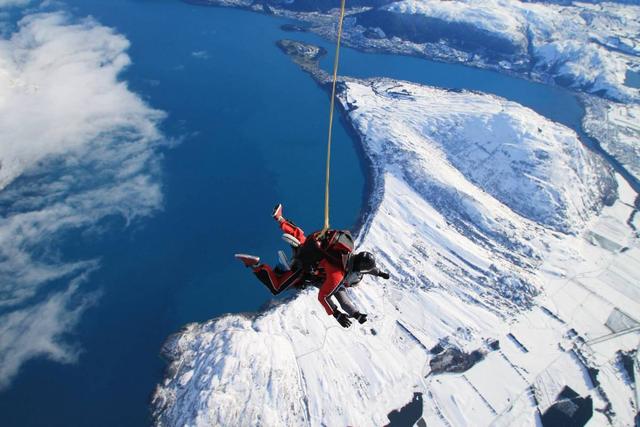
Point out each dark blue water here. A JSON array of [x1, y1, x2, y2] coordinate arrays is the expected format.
[[0, 1, 591, 426], [0, 2, 363, 426], [290, 32, 585, 130], [626, 69, 640, 89]]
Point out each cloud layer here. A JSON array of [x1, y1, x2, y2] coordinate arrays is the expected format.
[[0, 0, 32, 9], [0, 11, 166, 388]]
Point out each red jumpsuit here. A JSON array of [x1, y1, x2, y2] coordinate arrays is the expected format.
[[252, 220, 345, 315]]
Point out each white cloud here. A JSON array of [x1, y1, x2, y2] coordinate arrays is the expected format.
[[0, 270, 100, 389], [0, 0, 32, 8], [191, 50, 209, 60], [0, 11, 167, 388]]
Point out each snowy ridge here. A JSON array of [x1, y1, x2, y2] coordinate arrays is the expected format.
[[384, 0, 528, 52], [375, 0, 640, 102], [342, 80, 612, 233], [152, 79, 638, 426]]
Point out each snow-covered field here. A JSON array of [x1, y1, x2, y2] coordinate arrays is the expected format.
[[152, 79, 638, 426]]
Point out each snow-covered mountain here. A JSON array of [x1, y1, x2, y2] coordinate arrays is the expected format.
[[152, 74, 638, 425], [356, 0, 640, 102]]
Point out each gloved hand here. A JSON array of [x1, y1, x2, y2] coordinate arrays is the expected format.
[[333, 311, 352, 328], [352, 312, 368, 324]]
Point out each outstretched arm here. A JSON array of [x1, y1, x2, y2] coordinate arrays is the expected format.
[[368, 267, 390, 279], [333, 288, 358, 317], [329, 283, 368, 327]]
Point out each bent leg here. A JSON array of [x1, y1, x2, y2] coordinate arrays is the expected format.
[[278, 219, 306, 244], [253, 264, 303, 295]]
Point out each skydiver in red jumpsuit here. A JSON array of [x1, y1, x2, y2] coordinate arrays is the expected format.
[[235, 204, 390, 328]]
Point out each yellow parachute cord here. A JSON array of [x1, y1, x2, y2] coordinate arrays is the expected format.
[[322, 0, 347, 234]]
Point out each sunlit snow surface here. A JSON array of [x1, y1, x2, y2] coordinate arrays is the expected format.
[[346, 1, 640, 188], [153, 80, 638, 426]]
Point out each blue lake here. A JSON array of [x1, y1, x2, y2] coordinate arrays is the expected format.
[[627, 69, 640, 89], [0, 1, 589, 426]]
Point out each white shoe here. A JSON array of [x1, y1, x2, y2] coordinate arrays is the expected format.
[[282, 233, 301, 248], [272, 203, 283, 222], [234, 254, 260, 268]]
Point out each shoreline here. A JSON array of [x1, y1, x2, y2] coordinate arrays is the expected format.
[[152, 7, 640, 424], [185, 0, 640, 205], [180, 0, 638, 104], [180, 0, 544, 94], [274, 39, 381, 240], [151, 38, 638, 358], [151, 40, 385, 420], [150, 41, 386, 424]]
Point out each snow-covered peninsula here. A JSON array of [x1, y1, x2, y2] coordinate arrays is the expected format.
[[152, 43, 639, 426]]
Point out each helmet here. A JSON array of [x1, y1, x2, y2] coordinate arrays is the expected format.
[[353, 251, 375, 272]]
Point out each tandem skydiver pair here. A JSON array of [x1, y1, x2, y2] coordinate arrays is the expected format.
[[235, 204, 389, 328]]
